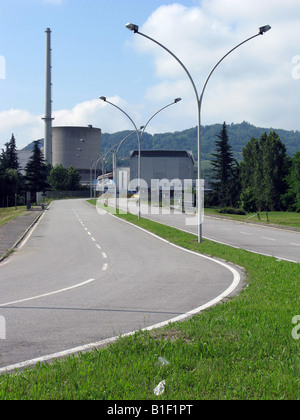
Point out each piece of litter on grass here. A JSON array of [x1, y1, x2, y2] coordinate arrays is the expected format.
[[158, 357, 169, 366], [153, 380, 166, 396]]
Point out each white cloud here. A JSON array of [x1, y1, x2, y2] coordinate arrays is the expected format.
[[129, 0, 300, 131], [1, 0, 300, 151], [0, 97, 144, 150], [0, 109, 43, 149], [53, 96, 144, 133]]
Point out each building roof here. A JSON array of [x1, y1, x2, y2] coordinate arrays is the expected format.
[[129, 150, 195, 164], [17, 150, 32, 172]]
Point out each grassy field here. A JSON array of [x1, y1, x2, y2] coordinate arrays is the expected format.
[[0, 203, 299, 400], [205, 208, 300, 229], [0, 207, 26, 227]]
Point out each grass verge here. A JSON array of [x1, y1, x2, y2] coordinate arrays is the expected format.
[[0, 202, 299, 400], [205, 208, 300, 229], [0, 207, 26, 227]]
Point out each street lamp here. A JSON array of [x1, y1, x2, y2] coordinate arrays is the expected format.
[[100, 96, 142, 218], [126, 23, 271, 243], [140, 98, 181, 139], [99, 96, 181, 219]]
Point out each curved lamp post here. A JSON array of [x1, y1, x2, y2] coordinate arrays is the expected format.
[[126, 23, 271, 243], [140, 97, 181, 139], [99, 96, 181, 218]]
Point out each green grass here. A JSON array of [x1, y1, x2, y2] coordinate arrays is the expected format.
[[0, 207, 26, 227], [205, 208, 300, 229], [0, 202, 299, 400]]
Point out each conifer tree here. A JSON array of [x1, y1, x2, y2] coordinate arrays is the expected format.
[[25, 140, 49, 198], [0, 134, 20, 207], [211, 122, 239, 207], [240, 131, 289, 211], [282, 151, 300, 211]]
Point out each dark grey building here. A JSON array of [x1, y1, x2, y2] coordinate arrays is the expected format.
[[129, 150, 195, 188], [52, 126, 101, 184], [17, 150, 33, 174]]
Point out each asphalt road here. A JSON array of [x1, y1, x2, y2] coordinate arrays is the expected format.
[[142, 209, 300, 263], [0, 199, 241, 370]]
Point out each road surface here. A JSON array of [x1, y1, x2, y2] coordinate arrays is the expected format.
[[142, 208, 300, 263], [0, 199, 241, 370]]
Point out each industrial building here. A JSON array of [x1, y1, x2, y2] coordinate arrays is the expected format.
[[129, 150, 195, 188], [52, 126, 101, 184]]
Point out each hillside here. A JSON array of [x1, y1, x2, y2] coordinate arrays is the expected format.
[[22, 122, 300, 163], [102, 121, 299, 161]]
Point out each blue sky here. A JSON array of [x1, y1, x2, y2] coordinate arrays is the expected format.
[[1, 0, 185, 111], [1, 0, 300, 150]]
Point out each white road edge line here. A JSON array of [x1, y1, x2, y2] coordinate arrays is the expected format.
[[18, 210, 48, 250], [0, 207, 242, 375], [143, 218, 299, 264], [0, 279, 96, 308], [0, 265, 239, 374]]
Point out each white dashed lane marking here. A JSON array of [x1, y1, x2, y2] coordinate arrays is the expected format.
[[73, 209, 109, 270]]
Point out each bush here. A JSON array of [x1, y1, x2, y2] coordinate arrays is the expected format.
[[218, 207, 246, 215]]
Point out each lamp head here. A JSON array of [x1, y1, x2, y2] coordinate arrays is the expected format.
[[259, 25, 271, 35], [174, 98, 182, 103], [99, 96, 107, 102], [126, 23, 139, 33]]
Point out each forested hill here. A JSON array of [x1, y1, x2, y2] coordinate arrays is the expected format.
[[102, 121, 299, 161], [23, 121, 299, 161]]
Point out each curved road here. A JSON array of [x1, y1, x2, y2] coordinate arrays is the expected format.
[[143, 210, 300, 263], [0, 199, 241, 370]]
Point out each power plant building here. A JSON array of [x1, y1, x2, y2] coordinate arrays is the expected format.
[[52, 126, 101, 184], [130, 150, 195, 187]]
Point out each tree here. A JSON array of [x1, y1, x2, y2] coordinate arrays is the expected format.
[[240, 131, 290, 212], [48, 164, 81, 191], [210, 122, 240, 207], [0, 134, 21, 207], [48, 164, 68, 191], [6, 134, 19, 171], [239, 137, 259, 212], [0, 134, 19, 172], [25, 140, 49, 198], [260, 131, 289, 211], [65, 166, 81, 191], [282, 151, 300, 211]]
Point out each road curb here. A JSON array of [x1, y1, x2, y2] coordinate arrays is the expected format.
[[205, 214, 300, 233], [0, 210, 44, 263]]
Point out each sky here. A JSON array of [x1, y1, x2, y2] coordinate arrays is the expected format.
[[0, 0, 300, 150]]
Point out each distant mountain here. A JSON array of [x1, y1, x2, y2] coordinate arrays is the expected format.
[[102, 121, 300, 161], [22, 122, 300, 162], [22, 138, 44, 151]]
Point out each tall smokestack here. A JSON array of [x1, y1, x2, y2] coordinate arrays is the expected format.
[[43, 28, 54, 164]]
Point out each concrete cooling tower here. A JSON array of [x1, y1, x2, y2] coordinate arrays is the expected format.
[[52, 126, 101, 184]]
